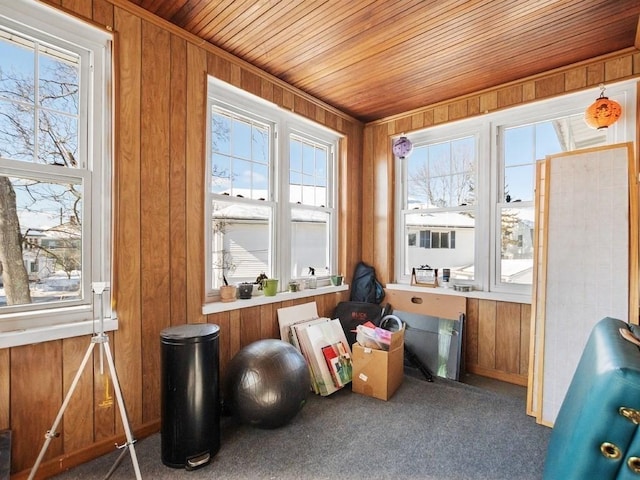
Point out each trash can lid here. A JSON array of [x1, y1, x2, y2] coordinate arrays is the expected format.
[[160, 323, 220, 344]]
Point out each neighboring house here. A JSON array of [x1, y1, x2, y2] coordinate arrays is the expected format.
[[21, 218, 81, 288], [405, 210, 534, 283], [212, 188, 329, 283], [405, 210, 475, 277]]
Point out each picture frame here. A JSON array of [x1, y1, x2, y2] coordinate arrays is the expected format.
[[411, 266, 438, 287]]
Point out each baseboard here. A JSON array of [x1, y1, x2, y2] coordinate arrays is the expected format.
[[10, 421, 159, 480], [466, 364, 528, 386]]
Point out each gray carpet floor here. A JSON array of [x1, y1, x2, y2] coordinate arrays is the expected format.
[[53, 374, 550, 480]]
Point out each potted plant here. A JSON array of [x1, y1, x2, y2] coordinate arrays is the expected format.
[[254, 272, 268, 295], [215, 249, 237, 302], [238, 282, 253, 299], [219, 275, 237, 302]]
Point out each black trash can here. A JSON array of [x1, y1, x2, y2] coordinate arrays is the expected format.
[[161, 323, 220, 470]]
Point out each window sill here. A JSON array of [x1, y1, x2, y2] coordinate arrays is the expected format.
[[385, 283, 531, 305], [202, 284, 349, 315], [0, 317, 119, 349]]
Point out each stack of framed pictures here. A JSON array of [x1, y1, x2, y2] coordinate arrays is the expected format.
[[277, 302, 353, 396]]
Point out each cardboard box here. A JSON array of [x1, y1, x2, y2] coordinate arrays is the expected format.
[[352, 328, 404, 400]]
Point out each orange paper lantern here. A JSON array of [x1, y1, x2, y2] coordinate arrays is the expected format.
[[584, 85, 621, 130]]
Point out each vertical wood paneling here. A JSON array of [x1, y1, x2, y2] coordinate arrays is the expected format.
[[394, 117, 412, 136], [477, 300, 497, 369], [605, 55, 634, 80], [229, 63, 241, 89], [342, 122, 362, 283], [520, 303, 531, 375], [113, 5, 143, 429], [0, 348, 11, 430], [465, 299, 530, 385], [587, 63, 605, 85], [228, 309, 242, 362], [495, 302, 522, 374], [361, 125, 375, 266], [282, 89, 294, 111], [93, 333, 115, 441], [61, 336, 93, 452], [185, 41, 207, 325], [169, 35, 188, 327], [208, 312, 231, 384], [140, 20, 172, 423], [11, 342, 63, 471], [260, 304, 279, 339], [92, 0, 114, 30], [535, 74, 565, 98], [0, 348, 8, 429], [315, 294, 330, 318], [433, 105, 449, 124], [497, 85, 523, 108], [448, 99, 468, 120], [209, 53, 232, 84], [479, 92, 498, 114], [241, 69, 262, 98], [338, 136, 350, 273], [240, 306, 262, 347], [370, 123, 393, 280], [465, 298, 479, 367], [565, 69, 587, 91], [467, 97, 481, 116], [61, 0, 91, 18]]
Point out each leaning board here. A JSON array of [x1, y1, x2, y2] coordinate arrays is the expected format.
[[528, 142, 638, 426]]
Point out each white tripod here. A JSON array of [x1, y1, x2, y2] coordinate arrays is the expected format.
[[28, 283, 142, 480]]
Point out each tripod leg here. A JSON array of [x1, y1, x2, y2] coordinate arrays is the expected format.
[[103, 341, 142, 480], [103, 443, 129, 480], [28, 342, 97, 480]]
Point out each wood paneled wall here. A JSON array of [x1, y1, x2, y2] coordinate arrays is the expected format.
[[465, 299, 531, 386], [2, 1, 361, 477], [2, 0, 639, 477], [361, 49, 640, 388]]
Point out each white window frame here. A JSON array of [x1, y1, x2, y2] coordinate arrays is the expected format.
[[0, 0, 113, 347], [396, 80, 636, 301], [395, 121, 489, 288], [205, 78, 340, 302], [285, 128, 337, 279]]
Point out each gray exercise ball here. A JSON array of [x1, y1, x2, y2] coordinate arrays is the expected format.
[[226, 339, 310, 429]]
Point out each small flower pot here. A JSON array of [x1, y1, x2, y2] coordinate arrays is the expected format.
[[219, 285, 237, 302], [238, 283, 253, 299], [262, 279, 279, 296]]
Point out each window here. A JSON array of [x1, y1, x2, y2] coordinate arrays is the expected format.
[[494, 110, 614, 293], [289, 134, 333, 278], [0, 1, 112, 338], [396, 82, 635, 296], [399, 132, 479, 284], [206, 79, 339, 299], [418, 230, 455, 249]]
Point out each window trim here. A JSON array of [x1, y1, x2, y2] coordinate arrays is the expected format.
[[488, 82, 635, 296], [395, 79, 637, 300], [395, 121, 486, 287], [0, 0, 113, 344], [205, 77, 340, 302]]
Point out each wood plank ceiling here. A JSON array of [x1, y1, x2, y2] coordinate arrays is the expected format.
[[130, 0, 640, 122]]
